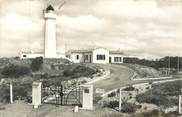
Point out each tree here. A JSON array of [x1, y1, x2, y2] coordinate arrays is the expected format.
[[30, 57, 43, 72]]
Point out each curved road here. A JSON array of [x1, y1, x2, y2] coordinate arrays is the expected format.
[[88, 64, 177, 93], [88, 64, 139, 92]]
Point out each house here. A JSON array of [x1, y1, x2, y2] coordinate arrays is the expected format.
[[67, 48, 124, 64], [109, 51, 124, 63], [19, 51, 66, 59], [20, 51, 44, 59]]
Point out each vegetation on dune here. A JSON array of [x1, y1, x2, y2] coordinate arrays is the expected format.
[[0, 84, 10, 102], [102, 100, 139, 113], [30, 57, 43, 72], [107, 92, 116, 97], [0, 58, 99, 103], [0, 83, 32, 103], [123, 63, 161, 78], [13, 83, 32, 102], [1, 64, 30, 78], [131, 110, 178, 117], [136, 81, 182, 108], [121, 102, 139, 113], [123, 56, 182, 71], [63, 64, 97, 78], [123, 86, 135, 91]]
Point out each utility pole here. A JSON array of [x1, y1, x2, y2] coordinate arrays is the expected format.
[[168, 56, 170, 75], [179, 88, 182, 114], [177, 55, 180, 73]]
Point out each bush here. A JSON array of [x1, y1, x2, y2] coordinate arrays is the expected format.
[[63, 65, 96, 78], [121, 102, 138, 113], [123, 86, 135, 91], [0, 83, 32, 103], [0, 84, 10, 102], [13, 83, 31, 101], [108, 92, 116, 97], [107, 101, 119, 109], [135, 81, 182, 108], [136, 93, 176, 107], [30, 57, 43, 72], [93, 95, 102, 104], [143, 109, 160, 117], [1, 64, 30, 78]]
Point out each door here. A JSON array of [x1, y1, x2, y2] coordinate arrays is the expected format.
[[109, 57, 112, 63], [90, 55, 92, 63]]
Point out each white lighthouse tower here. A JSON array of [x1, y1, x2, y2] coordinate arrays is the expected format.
[[44, 5, 57, 58]]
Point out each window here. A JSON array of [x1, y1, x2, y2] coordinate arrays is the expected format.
[[84, 55, 89, 60], [97, 55, 105, 60], [23, 55, 27, 58], [76, 55, 79, 60], [114, 57, 122, 62]]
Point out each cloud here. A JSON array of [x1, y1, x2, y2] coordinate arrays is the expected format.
[[0, 0, 182, 58], [59, 15, 106, 32]]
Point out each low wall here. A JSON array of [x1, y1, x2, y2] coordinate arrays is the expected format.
[[132, 76, 172, 81], [101, 77, 182, 97]]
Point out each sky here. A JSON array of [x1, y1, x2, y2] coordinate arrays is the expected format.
[[0, 0, 182, 59]]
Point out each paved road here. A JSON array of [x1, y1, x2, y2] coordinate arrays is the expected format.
[[88, 64, 138, 92], [88, 64, 180, 93]]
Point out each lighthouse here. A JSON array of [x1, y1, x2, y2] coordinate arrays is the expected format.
[[20, 4, 69, 60], [44, 5, 57, 58]]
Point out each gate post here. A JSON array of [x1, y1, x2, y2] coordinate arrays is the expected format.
[[81, 84, 93, 110], [32, 82, 42, 109]]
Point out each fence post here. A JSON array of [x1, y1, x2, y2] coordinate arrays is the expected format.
[[179, 95, 182, 114], [10, 82, 13, 104], [119, 88, 121, 112]]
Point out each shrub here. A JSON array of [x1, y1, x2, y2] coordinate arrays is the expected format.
[[30, 57, 43, 72], [107, 101, 119, 109], [81, 80, 87, 84], [135, 81, 182, 108], [121, 102, 138, 113], [136, 93, 176, 107], [1, 64, 30, 78], [123, 86, 135, 91], [143, 109, 160, 117], [93, 95, 102, 104], [63, 65, 96, 78], [0, 84, 10, 102], [108, 92, 116, 97], [13, 83, 31, 101]]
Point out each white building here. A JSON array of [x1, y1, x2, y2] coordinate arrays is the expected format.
[[20, 5, 64, 59], [67, 48, 124, 64], [109, 51, 124, 63], [20, 51, 44, 59], [20, 51, 66, 59]]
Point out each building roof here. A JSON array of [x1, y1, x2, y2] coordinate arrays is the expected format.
[[67, 48, 124, 55], [68, 49, 93, 53], [46, 5, 55, 11], [110, 51, 124, 55], [21, 51, 43, 54]]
